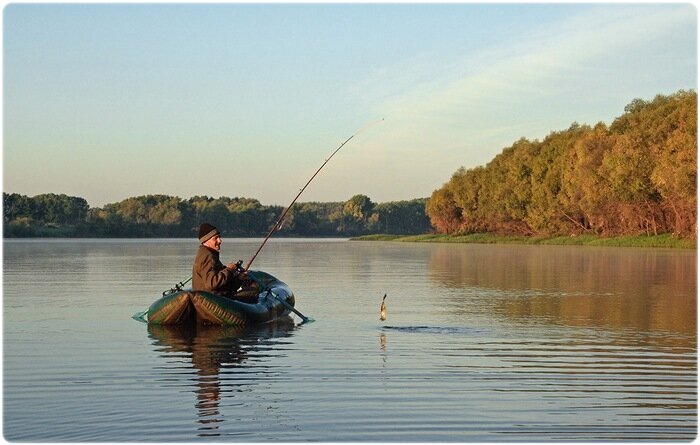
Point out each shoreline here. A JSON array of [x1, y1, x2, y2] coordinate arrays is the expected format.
[[351, 233, 697, 249]]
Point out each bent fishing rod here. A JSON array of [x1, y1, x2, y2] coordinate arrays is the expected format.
[[246, 120, 382, 270], [158, 119, 383, 296]]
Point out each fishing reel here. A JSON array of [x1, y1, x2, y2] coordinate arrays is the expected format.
[[232, 259, 248, 276]]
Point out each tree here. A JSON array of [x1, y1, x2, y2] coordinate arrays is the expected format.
[[647, 91, 697, 236], [3, 193, 32, 222], [560, 123, 614, 234], [426, 90, 697, 239], [343, 194, 375, 220], [426, 186, 462, 234], [373, 199, 431, 234]]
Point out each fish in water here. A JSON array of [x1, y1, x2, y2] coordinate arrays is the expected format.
[[380, 293, 387, 321]]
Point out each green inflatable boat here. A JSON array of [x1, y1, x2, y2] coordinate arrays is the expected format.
[[145, 270, 295, 326]]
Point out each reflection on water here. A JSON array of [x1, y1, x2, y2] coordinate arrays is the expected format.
[[147, 319, 295, 438], [427, 244, 696, 336], [3, 239, 696, 441], [379, 320, 696, 440]]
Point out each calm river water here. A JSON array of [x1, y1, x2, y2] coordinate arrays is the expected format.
[[3, 238, 697, 441]]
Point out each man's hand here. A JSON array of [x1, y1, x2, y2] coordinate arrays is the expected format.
[[227, 260, 247, 277]]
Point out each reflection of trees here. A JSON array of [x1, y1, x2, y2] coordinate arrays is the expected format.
[[148, 319, 295, 437], [427, 244, 696, 339]]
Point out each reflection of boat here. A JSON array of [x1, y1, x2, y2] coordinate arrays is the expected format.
[[147, 319, 295, 357], [148, 319, 295, 438], [146, 270, 295, 326]]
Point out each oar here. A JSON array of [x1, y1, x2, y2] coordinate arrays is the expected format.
[[246, 271, 313, 324], [268, 290, 314, 324], [132, 309, 148, 323]]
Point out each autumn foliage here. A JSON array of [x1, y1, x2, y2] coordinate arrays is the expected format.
[[426, 90, 697, 238]]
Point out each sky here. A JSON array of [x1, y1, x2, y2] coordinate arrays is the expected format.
[[3, 2, 697, 208]]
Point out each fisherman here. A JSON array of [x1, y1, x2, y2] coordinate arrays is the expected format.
[[192, 223, 248, 297]]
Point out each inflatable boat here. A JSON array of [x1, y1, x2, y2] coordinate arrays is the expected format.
[[145, 270, 295, 326]]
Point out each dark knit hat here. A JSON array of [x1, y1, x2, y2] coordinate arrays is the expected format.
[[198, 223, 220, 243]]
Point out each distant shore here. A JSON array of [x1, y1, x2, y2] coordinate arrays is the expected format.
[[351, 233, 697, 249]]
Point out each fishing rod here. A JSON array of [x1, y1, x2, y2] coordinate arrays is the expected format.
[[244, 119, 383, 271], [154, 120, 382, 297]]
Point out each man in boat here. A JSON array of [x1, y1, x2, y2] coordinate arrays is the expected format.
[[192, 223, 253, 299]]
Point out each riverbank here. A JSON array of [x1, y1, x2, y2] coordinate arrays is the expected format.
[[352, 233, 697, 249]]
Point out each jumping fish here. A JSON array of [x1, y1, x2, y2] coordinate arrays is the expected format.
[[380, 293, 387, 321]]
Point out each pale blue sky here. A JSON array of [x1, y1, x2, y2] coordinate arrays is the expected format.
[[4, 3, 697, 207]]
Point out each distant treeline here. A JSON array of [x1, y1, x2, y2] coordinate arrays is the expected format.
[[3, 192, 431, 238], [426, 90, 697, 238]]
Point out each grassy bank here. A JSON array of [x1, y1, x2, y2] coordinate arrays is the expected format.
[[352, 233, 697, 249]]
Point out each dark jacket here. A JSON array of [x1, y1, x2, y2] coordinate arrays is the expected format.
[[192, 245, 234, 294]]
